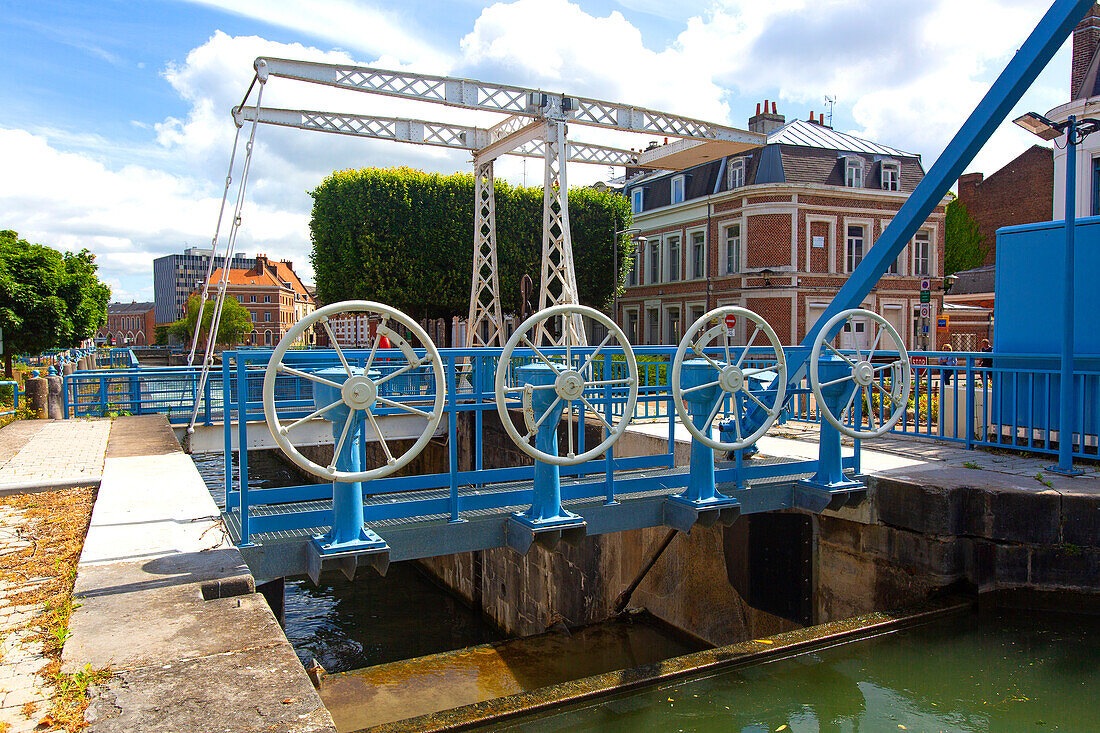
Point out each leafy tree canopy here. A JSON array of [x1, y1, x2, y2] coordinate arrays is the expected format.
[[169, 294, 253, 347], [309, 168, 634, 320], [0, 230, 110, 377], [944, 196, 986, 276]]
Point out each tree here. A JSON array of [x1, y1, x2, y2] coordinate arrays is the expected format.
[[154, 324, 171, 346], [0, 230, 110, 378], [309, 168, 633, 320], [169, 295, 253, 347], [944, 196, 986, 276]]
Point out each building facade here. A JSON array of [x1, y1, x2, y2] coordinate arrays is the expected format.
[[205, 254, 315, 347], [98, 302, 156, 346], [620, 108, 948, 350], [956, 146, 1053, 267], [153, 247, 256, 325], [1047, 3, 1100, 217]]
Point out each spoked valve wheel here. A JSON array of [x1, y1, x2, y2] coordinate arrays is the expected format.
[[261, 300, 446, 482], [494, 304, 638, 466], [809, 308, 912, 439], [671, 306, 787, 452]]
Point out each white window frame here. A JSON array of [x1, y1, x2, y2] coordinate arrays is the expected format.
[[686, 301, 707, 333], [645, 307, 661, 345], [845, 157, 864, 188], [727, 158, 745, 189], [688, 229, 707, 280], [845, 223, 867, 273], [881, 218, 904, 275], [912, 229, 932, 276], [671, 175, 686, 205], [666, 234, 681, 282], [723, 222, 742, 275], [631, 188, 644, 214], [624, 307, 640, 345], [665, 305, 682, 345], [648, 238, 661, 284], [881, 160, 900, 191], [805, 216, 835, 273]]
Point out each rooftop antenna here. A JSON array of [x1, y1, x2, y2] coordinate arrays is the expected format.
[[824, 95, 836, 127]]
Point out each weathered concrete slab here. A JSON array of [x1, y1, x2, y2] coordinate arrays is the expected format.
[[64, 415, 335, 733], [85, 640, 333, 733]]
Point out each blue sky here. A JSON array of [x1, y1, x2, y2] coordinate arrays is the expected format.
[[0, 0, 1074, 304]]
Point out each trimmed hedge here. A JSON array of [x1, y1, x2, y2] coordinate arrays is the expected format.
[[309, 167, 634, 320]]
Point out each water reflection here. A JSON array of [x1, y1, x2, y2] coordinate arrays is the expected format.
[[495, 611, 1100, 733]]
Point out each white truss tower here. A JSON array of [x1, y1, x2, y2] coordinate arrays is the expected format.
[[469, 160, 504, 347], [225, 58, 763, 349], [535, 120, 585, 346]]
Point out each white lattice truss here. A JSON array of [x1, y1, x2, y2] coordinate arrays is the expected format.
[[223, 58, 762, 350], [535, 121, 585, 347], [469, 161, 504, 348]]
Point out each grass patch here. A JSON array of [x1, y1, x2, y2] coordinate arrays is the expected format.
[[1034, 472, 1054, 489], [0, 486, 106, 731], [963, 461, 983, 470]]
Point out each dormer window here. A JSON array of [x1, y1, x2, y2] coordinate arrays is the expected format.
[[671, 175, 685, 204], [727, 158, 745, 189], [845, 157, 864, 188], [881, 161, 900, 191], [631, 188, 644, 214]]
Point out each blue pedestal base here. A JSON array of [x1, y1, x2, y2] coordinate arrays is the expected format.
[[1046, 464, 1084, 477], [793, 477, 866, 513], [506, 512, 587, 555], [663, 493, 740, 533], [307, 529, 390, 584]]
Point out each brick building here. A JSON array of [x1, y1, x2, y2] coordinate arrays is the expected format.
[[1047, 3, 1100, 219], [204, 254, 315, 347], [956, 145, 1053, 266], [620, 105, 948, 350], [98, 302, 156, 346]]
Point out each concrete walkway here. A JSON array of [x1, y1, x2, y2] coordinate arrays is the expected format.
[[0, 419, 111, 491], [626, 417, 1100, 495], [62, 415, 335, 733]]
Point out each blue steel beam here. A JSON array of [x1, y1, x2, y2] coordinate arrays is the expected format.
[[789, 0, 1094, 384]]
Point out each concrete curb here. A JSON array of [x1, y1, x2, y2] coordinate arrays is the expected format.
[[0, 477, 102, 496]]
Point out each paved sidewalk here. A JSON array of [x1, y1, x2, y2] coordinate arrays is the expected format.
[[0, 420, 111, 488], [0, 504, 52, 732]]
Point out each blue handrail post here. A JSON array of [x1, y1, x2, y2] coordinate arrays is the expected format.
[[604, 355, 617, 506], [62, 375, 69, 419], [236, 357, 251, 545], [1050, 115, 1084, 476], [223, 357, 235, 512], [447, 355, 462, 523], [965, 355, 975, 450], [204, 374, 213, 426]]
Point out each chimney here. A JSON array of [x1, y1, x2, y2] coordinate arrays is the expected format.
[[1072, 4, 1100, 99], [957, 172, 984, 202], [749, 98, 786, 135], [810, 111, 816, 124]]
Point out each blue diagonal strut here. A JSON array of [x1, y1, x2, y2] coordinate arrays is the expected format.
[[738, 0, 1094, 437]]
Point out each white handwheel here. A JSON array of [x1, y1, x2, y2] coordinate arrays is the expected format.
[[495, 304, 638, 466], [262, 300, 446, 482], [671, 307, 787, 452], [810, 308, 911, 439]]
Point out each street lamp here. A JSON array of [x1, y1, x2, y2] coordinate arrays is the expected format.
[[1012, 111, 1100, 475], [613, 227, 648, 328]]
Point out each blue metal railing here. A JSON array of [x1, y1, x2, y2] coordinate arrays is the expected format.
[[64, 367, 222, 424], [0, 381, 20, 418]]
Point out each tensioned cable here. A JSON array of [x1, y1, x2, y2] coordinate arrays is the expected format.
[[187, 78, 265, 434], [187, 113, 247, 366]]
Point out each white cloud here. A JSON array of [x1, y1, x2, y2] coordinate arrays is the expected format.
[[179, 0, 453, 70], [1, 0, 1080, 308]]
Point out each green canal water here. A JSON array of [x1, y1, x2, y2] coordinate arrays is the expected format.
[[492, 610, 1100, 733]]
